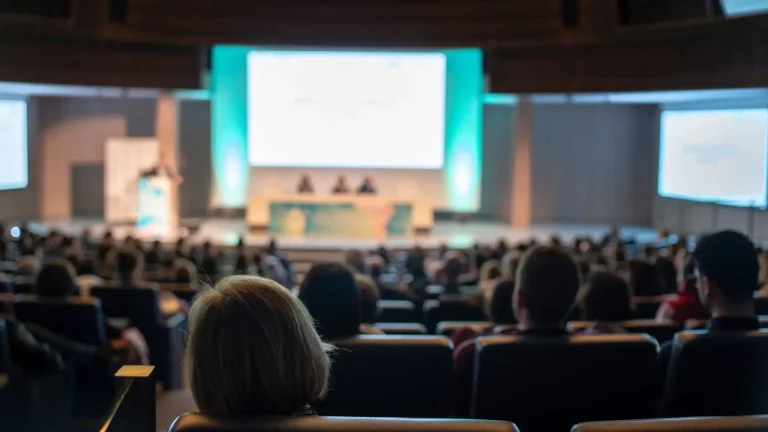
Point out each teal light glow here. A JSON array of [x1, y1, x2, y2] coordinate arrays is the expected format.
[[444, 49, 483, 212], [211, 46, 483, 212], [211, 46, 250, 208]]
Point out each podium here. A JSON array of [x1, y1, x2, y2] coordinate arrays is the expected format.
[[136, 173, 177, 240]]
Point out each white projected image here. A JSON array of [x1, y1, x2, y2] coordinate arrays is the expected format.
[[0, 100, 28, 190], [247, 50, 446, 169], [658, 109, 768, 207]]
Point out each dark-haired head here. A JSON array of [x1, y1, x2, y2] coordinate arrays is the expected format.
[[629, 259, 662, 297], [579, 271, 634, 322], [36, 259, 76, 298], [299, 262, 360, 338], [115, 248, 143, 285], [694, 230, 758, 315], [654, 257, 678, 294], [514, 246, 580, 328], [488, 279, 516, 324]]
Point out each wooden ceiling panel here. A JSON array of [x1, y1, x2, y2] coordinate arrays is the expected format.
[[0, 35, 204, 89], [489, 14, 768, 93]]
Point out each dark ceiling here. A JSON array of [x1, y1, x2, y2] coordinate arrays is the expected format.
[[0, 0, 764, 92]]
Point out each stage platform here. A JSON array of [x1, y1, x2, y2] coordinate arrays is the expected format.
[[28, 218, 658, 250]]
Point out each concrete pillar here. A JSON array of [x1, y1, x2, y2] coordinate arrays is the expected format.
[[511, 95, 533, 228], [155, 92, 180, 226]]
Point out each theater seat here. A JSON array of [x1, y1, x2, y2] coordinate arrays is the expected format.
[[13, 276, 36, 295], [473, 334, 659, 431], [424, 299, 485, 334], [436, 321, 493, 337], [91, 285, 185, 390], [378, 300, 419, 323], [0, 318, 10, 373], [754, 293, 768, 315], [170, 413, 519, 432], [376, 323, 427, 335], [572, 415, 768, 432], [632, 296, 669, 319], [14, 295, 106, 346], [661, 330, 768, 417], [567, 319, 682, 343], [315, 335, 452, 417]]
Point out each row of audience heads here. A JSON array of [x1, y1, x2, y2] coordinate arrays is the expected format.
[[185, 229, 760, 418]]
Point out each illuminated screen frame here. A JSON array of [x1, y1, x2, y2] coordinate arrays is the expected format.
[[211, 46, 483, 212]]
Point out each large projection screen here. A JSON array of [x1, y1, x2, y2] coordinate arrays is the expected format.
[[247, 51, 446, 169], [0, 99, 28, 190], [658, 108, 768, 208]]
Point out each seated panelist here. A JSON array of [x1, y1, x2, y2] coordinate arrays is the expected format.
[[332, 175, 350, 195], [297, 175, 314, 194], [357, 177, 377, 195]]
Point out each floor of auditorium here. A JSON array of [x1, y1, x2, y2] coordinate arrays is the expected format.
[[33, 218, 657, 250]]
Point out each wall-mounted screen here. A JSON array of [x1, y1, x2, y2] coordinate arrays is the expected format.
[[658, 108, 768, 207], [0, 99, 28, 190]]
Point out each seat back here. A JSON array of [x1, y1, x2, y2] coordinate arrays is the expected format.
[[568, 319, 682, 343], [754, 293, 768, 315], [436, 321, 493, 337], [473, 334, 659, 431], [315, 335, 452, 417], [91, 285, 164, 330], [377, 300, 418, 323], [0, 318, 10, 373], [632, 296, 668, 319], [424, 299, 485, 333], [14, 295, 106, 345], [375, 323, 427, 335], [662, 330, 768, 417], [170, 413, 519, 432], [13, 276, 36, 295], [572, 415, 768, 432]]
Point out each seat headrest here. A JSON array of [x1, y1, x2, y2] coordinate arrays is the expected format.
[[15, 294, 100, 307], [378, 300, 415, 310], [675, 329, 768, 345], [170, 413, 519, 432], [333, 335, 451, 348], [478, 333, 658, 349], [572, 415, 768, 432]]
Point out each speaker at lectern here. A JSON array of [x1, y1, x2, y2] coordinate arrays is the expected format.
[[136, 164, 177, 239]]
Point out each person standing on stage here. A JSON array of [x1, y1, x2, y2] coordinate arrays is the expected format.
[[297, 175, 314, 194], [331, 175, 350, 194], [357, 176, 377, 195]]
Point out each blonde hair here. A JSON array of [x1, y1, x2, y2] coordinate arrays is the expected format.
[[187, 275, 333, 416]]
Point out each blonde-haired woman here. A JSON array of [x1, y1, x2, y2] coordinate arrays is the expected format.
[[186, 275, 333, 417]]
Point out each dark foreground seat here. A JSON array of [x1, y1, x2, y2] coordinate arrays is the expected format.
[[14, 295, 106, 346], [316, 335, 452, 417], [567, 319, 682, 343], [572, 415, 768, 432], [170, 413, 519, 432], [378, 300, 419, 323], [473, 334, 659, 431], [424, 299, 485, 333], [662, 330, 768, 417], [91, 285, 186, 389]]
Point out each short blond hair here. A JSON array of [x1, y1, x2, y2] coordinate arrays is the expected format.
[[187, 275, 332, 416]]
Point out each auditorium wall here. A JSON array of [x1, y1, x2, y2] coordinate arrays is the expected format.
[[0, 97, 657, 228]]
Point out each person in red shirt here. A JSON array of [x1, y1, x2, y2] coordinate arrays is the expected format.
[[452, 246, 581, 416], [656, 257, 710, 325]]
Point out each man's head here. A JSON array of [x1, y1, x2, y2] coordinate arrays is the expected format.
[[693, 230, 758, 315], [115, 248, 143, 284], [513, 246, 581, 328]]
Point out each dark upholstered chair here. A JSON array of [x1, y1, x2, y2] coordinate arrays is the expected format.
[[90, 285, 185, 390], [315, 335, 453, 417], [1, 261, 16, 275], [376, 322, 427, 335], [661, 330, 768, 418], [14, 295, 106, 346], [170, 413, 519, 432], [572, 415, 768, 432], [567, 319, 682, 343], [0, 318, 10, 374], [377, 300, 419, 323], [13, 276, 36, 295], [0, 274, 11, 293], [754, 293, 768, 315], [632, 296, 670, 319], [436, 321, 493, 337], [473, 334, 659, 431], [423, 299, 485, 334]]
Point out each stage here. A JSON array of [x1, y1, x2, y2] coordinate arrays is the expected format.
[[28, 218, 658, 250]]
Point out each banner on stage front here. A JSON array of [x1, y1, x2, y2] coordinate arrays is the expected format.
[[104, 137, 159, 222]]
